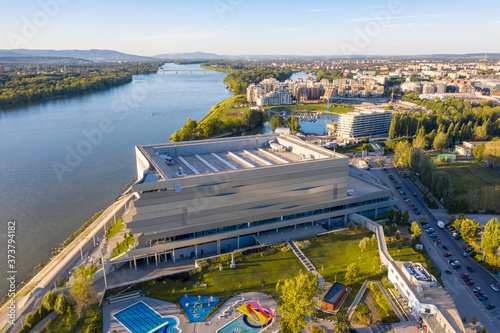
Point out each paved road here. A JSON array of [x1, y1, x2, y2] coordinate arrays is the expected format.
[[371, 156, 500, 332]]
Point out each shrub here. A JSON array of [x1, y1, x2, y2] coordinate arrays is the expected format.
[[381, 277, 394, 289], [355, 303, 369, 315], [315, 236, 329, 243], [141, 279, 156, 292], [295, 240, 311, 250], [208, 263, 221, 272], [197, 260, 209, 269], [188, 266, 202, 276], [85, 310, 103, 333], [368, 283, 399, 323], [309, 325, 326, 333], [280, 244, 291, 252]]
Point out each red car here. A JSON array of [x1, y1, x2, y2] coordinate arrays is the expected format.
[[476, 291, 485, 297], [435, 239, 441, 244], [461, 273, 469, 279], [467, 280, 475, 286], [443, 252, 452, 257]]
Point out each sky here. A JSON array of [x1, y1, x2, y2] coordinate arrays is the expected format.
[[0, 0, 499, 57]]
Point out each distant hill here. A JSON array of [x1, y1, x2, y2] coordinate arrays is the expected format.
[[153, 51, 228, 60], [0, 49, 155, 62]]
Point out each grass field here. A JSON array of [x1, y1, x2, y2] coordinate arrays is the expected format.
[[199, 95, 250, 125], [437, 162, 500, 193], [147, 247, 309, 304], [335, 143, 374, 154]]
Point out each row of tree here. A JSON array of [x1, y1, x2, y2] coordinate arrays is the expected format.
[[0, 61, 163, 108], [389, 93, 500, 145], [394, 142, 456, 210], [169, 109, 267, 142]]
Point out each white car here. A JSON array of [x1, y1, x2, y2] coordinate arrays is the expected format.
[[473, 287, 482, 293], [490, 284, 499, 292]]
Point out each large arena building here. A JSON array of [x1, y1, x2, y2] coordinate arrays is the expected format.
[[116, 134, 395, 267]]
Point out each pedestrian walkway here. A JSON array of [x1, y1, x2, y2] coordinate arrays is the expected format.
[[347, 280, 370, 319], [287, 240, 327, 308]]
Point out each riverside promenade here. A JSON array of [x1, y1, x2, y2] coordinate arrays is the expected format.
[[0, 192, 136, 332]]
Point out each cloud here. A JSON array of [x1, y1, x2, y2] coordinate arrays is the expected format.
[[365, 5, 384, 9], [350, 15, 419, 22], [492, 20, 500, 23], [310, 9, 326, 12]]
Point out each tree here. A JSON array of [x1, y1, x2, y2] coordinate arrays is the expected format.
[[413, 136, 426, 149], [481, 326, 488, 333], [42, 290, 57, 311], [24, 312, 35, 328], [54, 292, 69, 315], [333, 310, 352, 333], [472, 315, 477, 325], [460, 218, 481, 244], [277, 271, 318, 333], [473, 143, 485, 162], [386, 207, 395, 222], [345, 263, 359, 285], [481, 218, 500, 258], [359, 237, 369, 252], [483, 140, 500, 169], [270, 114, 285, 131], [402, 210, 410, 224], [433, 132, 449, 151], [287, 116, 301, 132], [69, 266, 96, 318], [394, 209, 402, 224], [411, 221, 421, 239]]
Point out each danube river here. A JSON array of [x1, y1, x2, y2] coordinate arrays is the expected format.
[[0, 64, 313, 296]]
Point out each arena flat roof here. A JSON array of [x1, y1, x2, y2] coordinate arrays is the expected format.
[[137, 134, 347, 181]]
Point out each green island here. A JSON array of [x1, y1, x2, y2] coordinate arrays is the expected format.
[[0, 61, 163, 108]]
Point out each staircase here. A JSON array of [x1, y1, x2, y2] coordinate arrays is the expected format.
[[107, 290, 142, 304]]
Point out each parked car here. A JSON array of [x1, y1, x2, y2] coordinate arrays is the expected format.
[[490, 284, 499, 292], [464, 277, 471, 282], [442, 245, 449, 250], [467, 266, 474, 272], [435, 239, 441, 244], [443, 252, 452, 257], [486, 304, 496, 310], [466, 280, 475, 286], [476, 291, 485, 297], [478, 295, 489, 301], [460, 273, 469, 279], [473, 287, 482, 292], [448, 258, 455, 263]]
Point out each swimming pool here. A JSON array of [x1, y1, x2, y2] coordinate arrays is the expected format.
[[217, 315, 267, 333], [113, 301, 180, 333], [179, 295, 220, 322]]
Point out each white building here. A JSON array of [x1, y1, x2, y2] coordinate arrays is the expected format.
[[336, 108, 393, 139], [256, 90, 292, 106]]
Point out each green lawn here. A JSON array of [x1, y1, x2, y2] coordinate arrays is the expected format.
[[387, 239, 440, 279], [302, 230, 379, 285], [334, 143, 374, 155], [267, 103, 354, 114], [146, 247, 309, 304], [199, 95, 249, 125], [437, 162, 500, 193]]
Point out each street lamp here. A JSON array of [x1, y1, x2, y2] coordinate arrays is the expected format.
[[100, 247, 108, 289]]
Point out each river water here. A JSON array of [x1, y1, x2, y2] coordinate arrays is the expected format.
[[0, 65, 313, 296]]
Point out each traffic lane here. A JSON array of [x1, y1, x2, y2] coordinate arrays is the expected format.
[[382, 163, 500, 322]]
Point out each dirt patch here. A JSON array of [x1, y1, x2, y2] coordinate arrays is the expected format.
[[362, 288, 382, 325]]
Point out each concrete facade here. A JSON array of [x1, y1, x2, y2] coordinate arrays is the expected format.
[[115, 134, 394, 268]]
